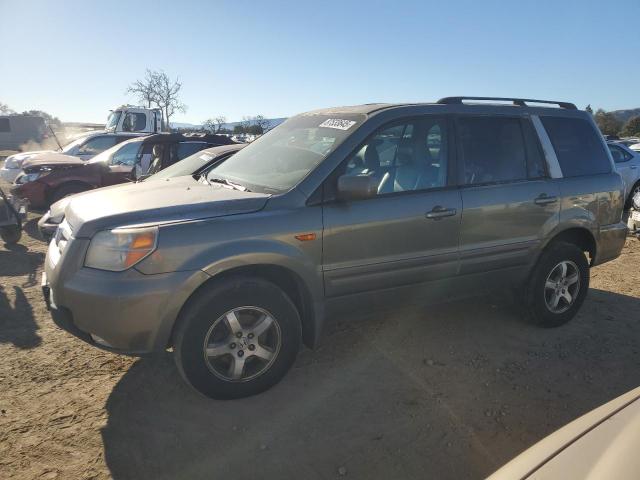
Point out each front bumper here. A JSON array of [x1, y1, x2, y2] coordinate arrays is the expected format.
[[44, 238, 210, 354], [11, 181, 48, 209], [37, 210, 59, 238]]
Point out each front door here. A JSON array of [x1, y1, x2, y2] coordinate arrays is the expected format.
[[322, 116, 462, 298], [455, 115, 560, 277]]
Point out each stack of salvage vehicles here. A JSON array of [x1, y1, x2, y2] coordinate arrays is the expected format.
[[0, 105, 241, 243]]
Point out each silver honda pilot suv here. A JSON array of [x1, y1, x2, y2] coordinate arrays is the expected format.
[[43, 97, 627, 399]]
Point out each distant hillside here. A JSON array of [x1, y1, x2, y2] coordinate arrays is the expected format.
[[611, 108, 640, 123], [171, 117, 287, 131]]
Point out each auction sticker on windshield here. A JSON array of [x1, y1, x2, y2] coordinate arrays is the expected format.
[[319, 119, 357, 130]]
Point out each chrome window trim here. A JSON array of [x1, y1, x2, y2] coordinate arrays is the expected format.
[[531, 115, 563, 179]]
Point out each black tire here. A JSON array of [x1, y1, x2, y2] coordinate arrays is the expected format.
[[0, 225, 21, 244], [526, 241, 590, 328], [50, 183, 90, 205], [174, 277, 302, 400], [625, 181, 640, 210]]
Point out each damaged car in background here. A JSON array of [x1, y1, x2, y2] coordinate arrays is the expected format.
[[0, 132, 140, 183], [0, 184, 27, 244], [38, 143, 246, 237], [11, 132, 236, 209]]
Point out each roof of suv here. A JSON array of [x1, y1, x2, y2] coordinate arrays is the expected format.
[[120, 132, 238, 146], [305, 97, 580, 117]]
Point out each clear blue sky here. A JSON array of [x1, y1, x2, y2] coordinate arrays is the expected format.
[[1, 0, 638, 124]]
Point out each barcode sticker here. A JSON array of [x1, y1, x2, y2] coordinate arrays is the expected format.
[[319, 119, 357, 130]]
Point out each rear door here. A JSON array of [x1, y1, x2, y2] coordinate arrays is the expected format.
[[322, 115, 462, 298], [456, 115, 560, 280]]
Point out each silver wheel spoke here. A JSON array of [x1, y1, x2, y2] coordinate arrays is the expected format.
[[228, 356, 246, 380], [561, 290, 573, 304], [225, 311, 242, 334], [566, 273, 579, 286], [545, 280, 557, 290], [206, 342, 229, 358], [252, 345, 275, 361], [550, 292, 561, 308], [559, 262, 568, 278], [252, 314, 274, 337]]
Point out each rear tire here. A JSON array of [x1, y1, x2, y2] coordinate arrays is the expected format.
[[50, 183, 90, 205], [626, 181, 640, 210], [525, 241, 589, 328], [174, 277, 302, 400], [0, 225, 21, 244]]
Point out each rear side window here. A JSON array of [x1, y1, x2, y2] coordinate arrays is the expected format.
[[122, 112, 147, 132], [0, 118, 10, 132], [541, 117, 611, 177], [457, 116, 527, 185], [177, 142, 208, 160], [608, 144, 633, 163]]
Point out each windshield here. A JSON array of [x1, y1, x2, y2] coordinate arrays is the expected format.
[[207, 114, 366, 193], [87, 139, 141, 165], [105, 111, 121, 131], [146, 149, 219, 181], [60, 137, 87, 153]]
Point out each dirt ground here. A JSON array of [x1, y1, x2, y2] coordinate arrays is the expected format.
[[1, 213, 639, 480]]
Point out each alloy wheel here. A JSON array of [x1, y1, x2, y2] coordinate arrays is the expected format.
[[544, 260, 581, 314], [203, 306, 281, 382]]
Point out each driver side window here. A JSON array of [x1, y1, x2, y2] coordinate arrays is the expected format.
[[343, 117, 448, 195]]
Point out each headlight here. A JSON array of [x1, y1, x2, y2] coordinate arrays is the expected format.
[[15, 169, 51, 184], [4, 156, 20, 169], [84, 226, 158, 271]]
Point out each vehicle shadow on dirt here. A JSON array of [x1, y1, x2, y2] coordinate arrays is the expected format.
[[0, 244, 44, 286], [0, 284, 41, 349], [101, 288, 640, 480]]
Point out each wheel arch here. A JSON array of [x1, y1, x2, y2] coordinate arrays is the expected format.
[[168, 263, 322, 350], [47, 180, 94, 204], [540, 227, 597, 265]]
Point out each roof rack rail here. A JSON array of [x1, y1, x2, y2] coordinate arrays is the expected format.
[[436, 96, 577, 110]]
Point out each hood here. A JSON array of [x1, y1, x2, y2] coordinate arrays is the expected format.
[[22, 152, 84, 170], [65, 176, 271, 237], [5, 150, 56, 168]]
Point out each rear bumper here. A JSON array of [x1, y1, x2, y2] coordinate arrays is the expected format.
[[594, 222, 628, 266]]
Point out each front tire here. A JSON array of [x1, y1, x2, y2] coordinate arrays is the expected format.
[[526, 242, 590, 327], [174, 277, 302, 399]]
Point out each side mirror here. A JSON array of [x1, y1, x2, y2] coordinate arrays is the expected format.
[[337, 174, 378, 201]]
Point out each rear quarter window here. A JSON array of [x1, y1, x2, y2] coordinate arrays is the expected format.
[[541, 116, 611, 177], [0, 118, 10, 132]]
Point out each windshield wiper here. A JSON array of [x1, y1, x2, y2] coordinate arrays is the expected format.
[[208, 177, 250, 192]]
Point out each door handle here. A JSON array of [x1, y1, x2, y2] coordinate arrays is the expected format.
[[630, 165, 638, 170], [534, 194, 558, 206], [425, 206, 457, 219]]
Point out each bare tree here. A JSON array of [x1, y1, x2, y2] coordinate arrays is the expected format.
[[202, 115, 227, 134], [126, 69, 158, 108], [253, 115, 270, 133], [0, 101, 13, 114], [153, 71, 187, 130], [126, 69, 187, 130]]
